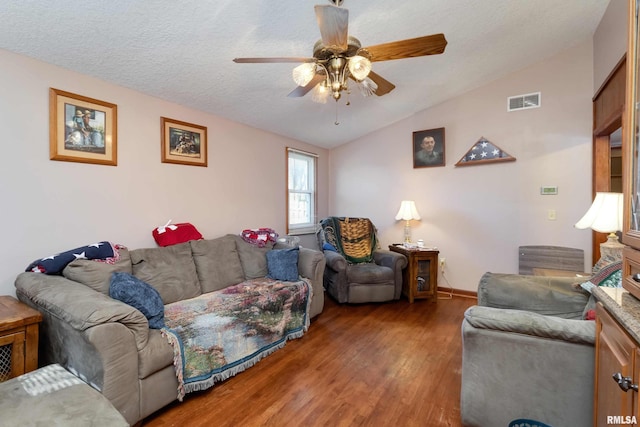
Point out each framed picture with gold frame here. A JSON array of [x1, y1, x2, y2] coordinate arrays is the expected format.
[[161, 117, 208, 167], [49, 88, 117, 166]]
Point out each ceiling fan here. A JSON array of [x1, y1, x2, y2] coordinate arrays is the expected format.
[[233, 0, 447, 104]]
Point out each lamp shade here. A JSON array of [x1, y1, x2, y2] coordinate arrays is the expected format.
[[395, 200, 421, 221], [574, 192, 623, 233]]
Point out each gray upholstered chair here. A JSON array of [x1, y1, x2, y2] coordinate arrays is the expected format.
[[316, 217, 406, 303], [461, 272, 595, 427]]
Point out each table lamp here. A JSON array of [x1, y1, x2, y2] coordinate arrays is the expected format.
[[574, 192, 624, 263], [395, 200, 421, 244]]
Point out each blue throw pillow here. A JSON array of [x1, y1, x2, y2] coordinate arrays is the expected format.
[[109, 272, 165, 329], [266, 247, 299, 281], [322, 242, 338, 252]]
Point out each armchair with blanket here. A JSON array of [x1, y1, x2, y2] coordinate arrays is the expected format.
[[316, 217, 407, 303], [460, 272, 595, 427]]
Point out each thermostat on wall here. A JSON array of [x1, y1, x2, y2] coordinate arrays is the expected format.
[[540, 186, 558, 195]]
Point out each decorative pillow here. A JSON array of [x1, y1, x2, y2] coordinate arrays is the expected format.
[[580, 261, 622, 294], [241, 228, 279, 248], [109, 272, 165, 329], [592, 251, 622, 275], [26, 241, 115, 274], [322, 242, 338, 252], [152, 221, 203, 247], [266, 247, 300, 282]]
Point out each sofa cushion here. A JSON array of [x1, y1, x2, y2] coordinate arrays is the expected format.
[[130, 242, 201, 304], [62, 248, 133, 295], [232, 234, 274, 279], [267, 247, 300, 281], [190, 236, 245, 293], [109, 272, 165, 329], [347, 263, 394, 284]]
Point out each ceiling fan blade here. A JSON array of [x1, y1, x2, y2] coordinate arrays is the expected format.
[[365, 34, 447, 62], [367, 71, 396, 96], [287, 73, 326, 98], [233, 57, 315, 63], [314, 5, 349, 51]]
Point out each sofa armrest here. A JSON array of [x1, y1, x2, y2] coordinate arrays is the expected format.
[[15, 272, 147, 424], [477, 272, 589, 319], [464, 305, 595, 345], [297, 247, 326, 318], [373, 250, 407, 300], [373, 249, 407, 270], [323, 250, 347, 272], [15, 272, 149, 349]]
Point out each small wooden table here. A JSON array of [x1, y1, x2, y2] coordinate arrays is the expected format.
[[0, 296, 42, 381], [389, 245, 439, 303]]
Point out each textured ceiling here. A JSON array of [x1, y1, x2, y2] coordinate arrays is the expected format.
[[0, 0, 609, 148]]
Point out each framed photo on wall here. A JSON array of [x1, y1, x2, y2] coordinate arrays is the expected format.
[[413, 127, 445, 168], [49, 88, 117, 166], [161, 117, 208, 167]]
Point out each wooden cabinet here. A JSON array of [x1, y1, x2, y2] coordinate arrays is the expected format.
[[599, 1, 640, 424], [0, 296, 42, 382], [595, 302, 638, 425], [623, 0, 640, 298], [388, 245, 439, 303]]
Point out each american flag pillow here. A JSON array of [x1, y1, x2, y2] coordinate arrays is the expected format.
[[26, 241, 116, 274]]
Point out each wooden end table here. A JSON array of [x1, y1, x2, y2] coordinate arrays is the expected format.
[[389, 245, 440, 303], [0, 296, 42, 381]]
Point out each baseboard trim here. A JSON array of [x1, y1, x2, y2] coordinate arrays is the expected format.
[[437, 287, 477, 299]]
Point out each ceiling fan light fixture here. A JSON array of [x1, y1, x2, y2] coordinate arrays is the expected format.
[[358, 77, 378, 97], [311, 82, 329, 104], [348, 55, 371, 81], [292, 62, 317, 87]]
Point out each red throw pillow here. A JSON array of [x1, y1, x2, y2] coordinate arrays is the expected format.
[[152, 221, 203, 247]]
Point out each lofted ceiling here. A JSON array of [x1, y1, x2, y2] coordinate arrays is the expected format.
[[0, 0, 609, 149]]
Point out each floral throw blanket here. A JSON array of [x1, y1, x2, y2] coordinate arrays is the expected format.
[[161, 277, 312, 400]]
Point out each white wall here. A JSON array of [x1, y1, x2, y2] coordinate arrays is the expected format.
[[328, 41, 594, 292], [593, 0, 627, 92], [0, 48, 328, 297]]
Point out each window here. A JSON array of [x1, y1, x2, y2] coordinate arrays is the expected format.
[[287, 148, 317, 235]]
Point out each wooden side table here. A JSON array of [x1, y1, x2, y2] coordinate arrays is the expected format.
[[389, 245, 439, 303], [0, 296, 42, 382]]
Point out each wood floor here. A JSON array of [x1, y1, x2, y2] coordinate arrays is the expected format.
[[143, 292, 476, 427]]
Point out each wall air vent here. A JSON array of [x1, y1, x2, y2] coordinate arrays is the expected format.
[[507, 92, 541, 112]]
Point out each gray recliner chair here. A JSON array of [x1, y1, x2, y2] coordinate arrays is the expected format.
[[461, 272, 595, 427], [316, 217, 406, 303]]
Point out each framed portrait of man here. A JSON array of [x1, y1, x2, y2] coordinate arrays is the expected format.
[[413, 127, 445, 168]]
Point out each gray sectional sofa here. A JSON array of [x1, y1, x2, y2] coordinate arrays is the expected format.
[[14, 234, 326, 425], [461, 272, 595, 427]]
